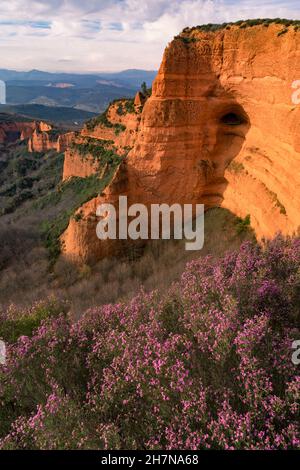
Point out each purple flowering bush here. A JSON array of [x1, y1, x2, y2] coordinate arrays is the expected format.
[[0, 235, 299, 449], [0, 299, 68, 344]]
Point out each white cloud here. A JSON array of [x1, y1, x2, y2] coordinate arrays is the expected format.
[[0, 0, 299, 71]]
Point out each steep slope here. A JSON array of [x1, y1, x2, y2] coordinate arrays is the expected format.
[[61, 20, 300, 262], [62, 98, 140, 181], [60, 98, 141, 260]]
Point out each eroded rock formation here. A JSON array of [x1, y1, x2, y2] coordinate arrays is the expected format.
[[28, 126, 75, 153], [61, 21, 300, 262], [0, 120, 39, 144]]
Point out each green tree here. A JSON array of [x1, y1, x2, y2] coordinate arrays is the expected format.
[[141, 81, 148, 96]]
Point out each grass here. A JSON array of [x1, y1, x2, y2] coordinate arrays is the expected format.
[[40, 169, 118, 261]]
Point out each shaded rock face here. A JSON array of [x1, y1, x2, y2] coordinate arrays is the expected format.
[[126, 42, 250, 209], [134, 91, 146, 107], [0, 121, 37, 144], [62, 24, 300, 262], [57, 132, 77, 153]]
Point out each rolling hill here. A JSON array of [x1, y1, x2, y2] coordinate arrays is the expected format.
[[0, 68, 157, 113]]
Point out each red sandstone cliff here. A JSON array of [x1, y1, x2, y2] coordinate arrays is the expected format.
[[0, 116, 76, 155], [61, 21, 300, 261], [0, 119, 54, 147], [0, 121, 40, 144], [28, 126, 76, 153], [63, 99, 140, 180]]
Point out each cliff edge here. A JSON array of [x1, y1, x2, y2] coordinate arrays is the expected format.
[[61, 20, 300, 261]]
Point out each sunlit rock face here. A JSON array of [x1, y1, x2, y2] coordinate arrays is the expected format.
[[62, 24, 300, 262], [62, 101, 140, 182], [28, 123, 75, 154], [0, 121, 37, 144]]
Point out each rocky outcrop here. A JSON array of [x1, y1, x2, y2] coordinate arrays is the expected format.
[[28, 129, 56, 153], [28, 127, 76, 153], [60, 99, 140, 259], [0, 120, 39, 144], [134, 91, 146, 107], [81, 99, 141, 147], [39, 122, 52, 132], [0, 118, 55, 147], [62, 99, 140, 181], [61, 21, 300, 262], [62, 137, 105, 180], [57, 132, 77, 153], [0, 115, 76, 158]]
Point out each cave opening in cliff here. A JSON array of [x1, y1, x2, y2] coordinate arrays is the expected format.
[[220, 112, 247, 126]]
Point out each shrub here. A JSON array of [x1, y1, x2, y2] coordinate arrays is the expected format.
[[0, 236, 299, 449], [227, 160, 245, 174], [277, 29, 289, 37], [116, 99, 136, 115], [179, 19, 300, 35], [0, 143, 64, 215], [124, 99, 136, 114], [71, 138, 121, 166], [263, 185, 287, 215], [236, 214, 251, 234], [86, 103, 128, 133]]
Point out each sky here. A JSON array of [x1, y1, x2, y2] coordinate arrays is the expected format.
[[0, 0, 299, 72]]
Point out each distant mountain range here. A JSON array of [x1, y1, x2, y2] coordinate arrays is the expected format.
[[0, 69, 157, 114]]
